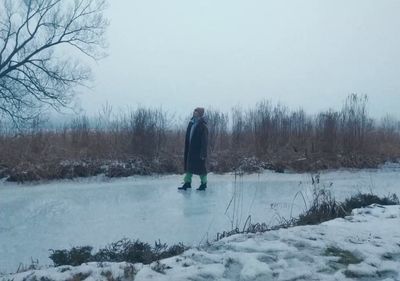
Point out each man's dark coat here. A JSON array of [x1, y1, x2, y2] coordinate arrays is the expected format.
[[184, 117, 208, 175]]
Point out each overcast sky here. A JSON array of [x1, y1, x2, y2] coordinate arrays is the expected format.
[[76, 0, 400, 119]]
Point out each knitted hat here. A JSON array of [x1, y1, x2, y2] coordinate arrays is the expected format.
[[194, 107, 205, 117]]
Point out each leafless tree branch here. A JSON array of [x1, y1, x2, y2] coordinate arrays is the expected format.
[[0, 0, 108, 125]]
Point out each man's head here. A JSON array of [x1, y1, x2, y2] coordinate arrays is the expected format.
[[193, 107, 205, 118]]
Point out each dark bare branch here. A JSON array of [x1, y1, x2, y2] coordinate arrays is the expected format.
[[0, 0, 108, 125]]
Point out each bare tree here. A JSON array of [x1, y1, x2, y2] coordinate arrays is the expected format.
[[0, 0, 108, 124]]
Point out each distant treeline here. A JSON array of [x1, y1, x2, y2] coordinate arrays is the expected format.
[[1, 94, 399, 182]]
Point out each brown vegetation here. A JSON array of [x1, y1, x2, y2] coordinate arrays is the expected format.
[[1, 94, 400, 182]]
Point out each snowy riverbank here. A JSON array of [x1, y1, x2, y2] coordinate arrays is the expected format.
[[2, 165, 400, 273], [2, 204, 400, 281]]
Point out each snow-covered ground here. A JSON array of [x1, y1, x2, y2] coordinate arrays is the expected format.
[[1, 163, 400, 274], [2, 204, 400, 281]]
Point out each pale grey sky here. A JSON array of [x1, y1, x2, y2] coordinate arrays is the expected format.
[[76, 0, 400, 119]]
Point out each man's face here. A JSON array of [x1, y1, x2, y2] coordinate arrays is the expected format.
[[193, 110, 199, 117]]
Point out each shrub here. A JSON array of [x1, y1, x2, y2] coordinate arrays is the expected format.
[[48, 239, 186, 267], [216, 191, 400, 241], [49, 246, 93, 267]]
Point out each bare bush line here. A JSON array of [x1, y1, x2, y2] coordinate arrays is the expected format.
[[216, 178, 400, 241], [1, 95, 400, 182]]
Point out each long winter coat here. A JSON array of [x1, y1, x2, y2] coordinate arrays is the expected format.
[[184, 117, 208, 175]]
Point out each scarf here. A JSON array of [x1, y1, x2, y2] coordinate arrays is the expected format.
[[189, 116, 200, 144]]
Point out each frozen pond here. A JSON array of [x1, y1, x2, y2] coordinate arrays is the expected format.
[[1, 163, 400, 273]]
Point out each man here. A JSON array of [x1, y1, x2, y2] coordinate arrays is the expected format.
[[178, 107, 209, 191]]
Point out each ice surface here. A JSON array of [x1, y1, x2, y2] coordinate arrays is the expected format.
[[1, 164, 400, 273]]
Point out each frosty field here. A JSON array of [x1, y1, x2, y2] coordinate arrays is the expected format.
[[1, 164, 400, 274]]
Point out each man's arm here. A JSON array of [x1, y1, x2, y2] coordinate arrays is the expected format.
[[200, 126, 208, 160]]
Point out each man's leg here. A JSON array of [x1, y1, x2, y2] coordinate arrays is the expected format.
[[199, 174, 207, 184], [178, 173, 192, 190], [184, 172, 193, 183], [197, 174, 207, 190]]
